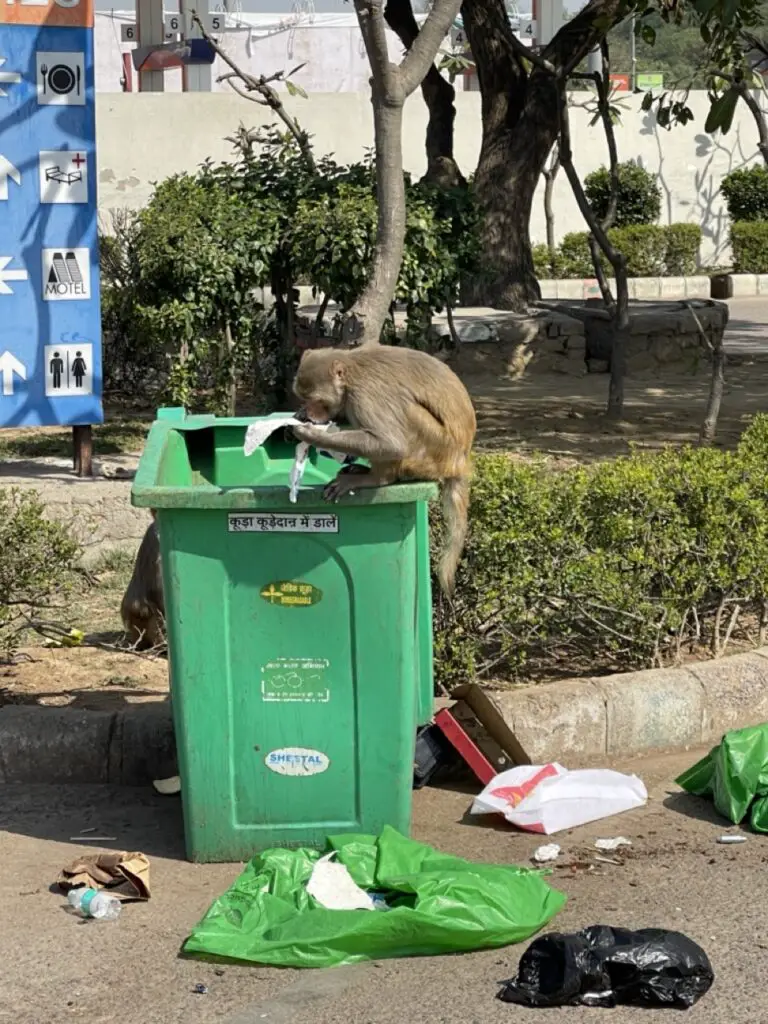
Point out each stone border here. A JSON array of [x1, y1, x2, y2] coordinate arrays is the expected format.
[[0, 703, 176, 785], [538, 276, 712, 301], [3, 649, 768, 783], [488, 649, 768, 762]]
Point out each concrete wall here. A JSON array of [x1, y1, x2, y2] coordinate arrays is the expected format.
[[95, 90, 762, 265]]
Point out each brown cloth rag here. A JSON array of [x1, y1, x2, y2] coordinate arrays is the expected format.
[[57, 852, 151, 902]]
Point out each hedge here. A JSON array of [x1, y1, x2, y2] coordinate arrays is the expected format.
[[584, 162, 662, 227], [721, 166, 768, 223], [730, 221, 768, 274], [433, 415, 768, 689], [532, 223, 701, 280]]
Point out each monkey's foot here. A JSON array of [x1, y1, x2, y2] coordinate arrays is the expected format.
[[338, 463, 371, 476]]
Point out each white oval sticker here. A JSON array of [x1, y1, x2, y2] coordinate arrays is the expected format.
[[265, 747, 330, 776]]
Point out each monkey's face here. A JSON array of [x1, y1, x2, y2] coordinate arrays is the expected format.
[[293, 352, 346, 423]]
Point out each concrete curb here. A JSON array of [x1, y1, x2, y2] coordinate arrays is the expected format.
[[489, 649, 768, 762], [4, 649, 768, 783], [0, 703, 176, 785], [538, 276, 713, 301]]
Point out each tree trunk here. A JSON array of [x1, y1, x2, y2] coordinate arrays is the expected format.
[[348, 96, 408, 343], [463, 92, 559, 309], [543, 148, 560, 259], [461, 0, 627, 312], [385, 0, 464, 187]]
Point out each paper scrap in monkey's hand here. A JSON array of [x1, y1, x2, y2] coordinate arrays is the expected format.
[[243, 416, 347, 504]]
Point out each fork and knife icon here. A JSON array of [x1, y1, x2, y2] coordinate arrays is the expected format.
[[40, 59, 81, 97]]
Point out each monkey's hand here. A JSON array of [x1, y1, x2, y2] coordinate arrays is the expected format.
[[291, 423, 330, 446], [323, 472, 360, 503]]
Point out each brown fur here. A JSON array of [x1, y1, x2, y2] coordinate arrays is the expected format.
[[120, 514, 165, 650], [293, 344, 476, 595]]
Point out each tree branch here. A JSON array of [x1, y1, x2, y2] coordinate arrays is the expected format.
[[400, 0, 464, 95], [191, 12, 316, 173]]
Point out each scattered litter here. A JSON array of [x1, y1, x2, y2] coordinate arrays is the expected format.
[[68, 836, 117, 843], [153, 776, 181, 795], [532, 844, 561, 863], [677, 722, 768, 831], [717, 834, 747, 844], [243, 416, 352, 503], [79, 827, 96, 835], [193, 983, 208, 995], [306, 852, 376, 911], [471, 763, 647, 835], [498, 925, 714, 1009], [595, 837, 632, 851], [67, 887, 122, 921], [42, 627, 85, 649], [594, 855, 622, 866], [57, 851, 151, 902], [183, 825, 565, 969], [214, 969, 225, 977]]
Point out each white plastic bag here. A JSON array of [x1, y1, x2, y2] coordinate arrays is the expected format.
[[470, 762, 647, 835]]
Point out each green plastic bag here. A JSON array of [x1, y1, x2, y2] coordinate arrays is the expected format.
[[182, 826, 566, 969], [676, 722, 768, 831]]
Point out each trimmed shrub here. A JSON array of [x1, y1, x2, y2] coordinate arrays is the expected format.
[[0, 488, 81, 659], [663, 223, 702, 276], [550, 224, 700, 280], [730, 221, 768, 274], [584, 162, 662, 227], [433, 415, 768, 689], [721, 166, 768, 223]]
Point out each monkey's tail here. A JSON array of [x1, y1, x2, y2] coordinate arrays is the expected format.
[[439, 476, 470, 597]]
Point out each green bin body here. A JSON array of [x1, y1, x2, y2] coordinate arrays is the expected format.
[[131, 407, 437, 863]]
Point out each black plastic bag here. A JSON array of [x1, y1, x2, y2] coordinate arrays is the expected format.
[[498, 925, 714, 1010]]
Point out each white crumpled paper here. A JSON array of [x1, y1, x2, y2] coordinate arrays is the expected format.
[[305, 852, 375, 911], [243, 416, 349, 504]]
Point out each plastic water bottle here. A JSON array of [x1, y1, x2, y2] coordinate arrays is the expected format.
[[67, 887, 122, 921]]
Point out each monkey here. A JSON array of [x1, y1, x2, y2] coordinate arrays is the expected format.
[[291, 344, 476, 596], [120, 511, 165, 651]]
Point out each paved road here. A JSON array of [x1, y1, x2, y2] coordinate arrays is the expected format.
[[0, 746, 763, 1023], [724, 297, 768, 355]]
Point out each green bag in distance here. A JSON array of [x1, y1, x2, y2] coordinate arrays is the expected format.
[[182, 826, 566, 969], [676, 721, 768, 831]]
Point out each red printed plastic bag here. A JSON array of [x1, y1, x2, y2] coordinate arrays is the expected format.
[[470, 763, 647, 835]]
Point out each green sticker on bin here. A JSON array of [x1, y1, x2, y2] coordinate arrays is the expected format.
[[260, 581, 323, 607]]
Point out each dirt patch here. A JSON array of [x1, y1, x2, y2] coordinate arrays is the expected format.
[[0, 646, 168, 711], [0, 550, 168, 712], [464, 359, 768, 463]]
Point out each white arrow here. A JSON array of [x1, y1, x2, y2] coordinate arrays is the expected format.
[[0, 256, 27, 295], [0, 352, 26, 396], [0, 156, 20, 201], [0, 58, 21, 99]]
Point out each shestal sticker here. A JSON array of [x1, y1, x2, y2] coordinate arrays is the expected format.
[[265, 748, 330, 776]]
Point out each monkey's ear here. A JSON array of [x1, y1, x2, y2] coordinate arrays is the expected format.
[[330, 359, 346, 384]]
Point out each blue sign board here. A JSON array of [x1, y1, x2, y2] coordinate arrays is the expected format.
[[0, 0, 102, 428]]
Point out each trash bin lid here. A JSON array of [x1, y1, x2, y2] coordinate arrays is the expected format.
[[132, 408, 439, 509]]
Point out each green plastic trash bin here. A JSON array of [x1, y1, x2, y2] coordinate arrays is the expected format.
[[132, 407, 438, 863]]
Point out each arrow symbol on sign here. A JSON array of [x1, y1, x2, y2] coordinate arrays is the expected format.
[[0, 58, 22, 99], [0, 156, 20, 201], [0, 256, 28, 295], [0, 352, 26, 397]]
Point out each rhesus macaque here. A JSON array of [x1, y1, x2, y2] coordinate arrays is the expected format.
[[121, 512, 165, 650], [292, 345, 476, 595]]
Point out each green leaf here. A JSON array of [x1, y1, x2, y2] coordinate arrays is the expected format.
[[640, 23, 656, 45], [285, 79, 308, 99]]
